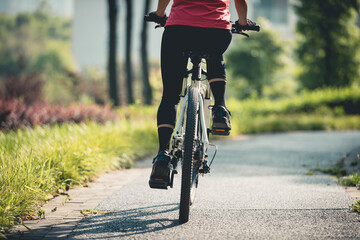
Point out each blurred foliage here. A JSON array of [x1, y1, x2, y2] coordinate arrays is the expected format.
[[227, 85, 360, 134], [77, 67, 109, 105], [0, 3, 75, 76], [0, 98, 117, 131], [228, 85, 360, 117], [225, 19, 285, 98], [0, 3, 89, 105], [1, 72, 43, 104], [294, 0, 360, 89]]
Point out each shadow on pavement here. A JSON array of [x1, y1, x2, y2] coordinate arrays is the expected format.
[[69, 203, 180, 239]]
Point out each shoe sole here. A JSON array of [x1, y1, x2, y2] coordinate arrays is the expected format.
[[149, 179, 169, 189], [211, 127, 230, 136], [212, 118, 231, 135], [149, 164, 170, 190]]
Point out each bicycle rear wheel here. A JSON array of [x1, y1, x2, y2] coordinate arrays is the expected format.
[[179, 86, 199, 224]]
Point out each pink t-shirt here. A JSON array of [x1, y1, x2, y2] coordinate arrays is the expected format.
[[166, 0, 231, 30]]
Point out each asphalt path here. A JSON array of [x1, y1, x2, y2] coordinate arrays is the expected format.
[[69, 131, 360, 240]]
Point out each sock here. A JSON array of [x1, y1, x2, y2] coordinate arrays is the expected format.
[[210, 80, 226, 107], [157, 127, 173, 152]]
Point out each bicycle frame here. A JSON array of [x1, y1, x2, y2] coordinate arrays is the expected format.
[[172, 62, 210, 164]]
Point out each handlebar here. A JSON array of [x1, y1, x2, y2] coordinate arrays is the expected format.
[[144, 12, 261, 37], [233, 24, 260, 32]]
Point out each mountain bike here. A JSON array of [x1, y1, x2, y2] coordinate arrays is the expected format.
[[145, 14, 260, 223]]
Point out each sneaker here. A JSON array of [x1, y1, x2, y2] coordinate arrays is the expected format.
[[149, 150, 171, 189], [211, 105, 231, 135]]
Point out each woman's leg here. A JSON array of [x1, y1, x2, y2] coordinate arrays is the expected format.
[[157, 26, 188, 153], [206, 52, 230, 124], [196, 28, 231, 109], [209, 79, 226, 107], [203, 29, 232, 133], [207, 54, 227, 108], [149, 26, 189, 188]]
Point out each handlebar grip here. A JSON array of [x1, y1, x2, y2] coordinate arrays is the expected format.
[[144, 12, 167, 27], [243, 25, 260, 32], [144, 15, 152, 22]]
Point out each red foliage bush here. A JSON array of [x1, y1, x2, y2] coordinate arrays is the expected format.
[[0, 98, 118, 131], [2, 72, 44, 104]]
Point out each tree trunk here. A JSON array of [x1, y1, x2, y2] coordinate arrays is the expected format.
[[125, 0, 134, 104], [107, 0, 120, 106], [140, 0, 153, 105]]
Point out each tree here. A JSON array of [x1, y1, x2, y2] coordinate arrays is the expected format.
[[140, 0, 153, 105], [295, 0, 360, 89], [226, 19, 283, 97], [107, 0, 120, 106], [125, 0, 134, 104]]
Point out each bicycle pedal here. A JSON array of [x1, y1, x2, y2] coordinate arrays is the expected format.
[[199, 167, 210, 174], [199, 160, 210, 174], [211, 128, 230, 136], [149, 178, 169, 190]]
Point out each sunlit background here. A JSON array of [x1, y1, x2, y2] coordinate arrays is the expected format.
[[0, 0, 298, 70], [0, 0, 359, 114]]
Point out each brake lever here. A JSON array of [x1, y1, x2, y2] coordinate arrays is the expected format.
[[240, 32, 249, 38]]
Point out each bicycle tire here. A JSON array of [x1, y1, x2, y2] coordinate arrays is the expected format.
[[179, 86, 198, 224], [190, 112, 203, 205]]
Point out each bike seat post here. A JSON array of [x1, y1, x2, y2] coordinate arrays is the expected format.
[[190, 52, 204, 81], [192, 62, 201, 81]]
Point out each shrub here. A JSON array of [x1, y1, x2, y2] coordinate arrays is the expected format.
[[227, 85, 360, 117], [0, 99, 117, 131], [1, 72, 43, 104]]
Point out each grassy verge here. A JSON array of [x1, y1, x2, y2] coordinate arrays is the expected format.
[[350, 201, 360, 213], [339, 173, 360, 187], [308, 152, 360, 214], [0, 106, 157, 232], [227, 85, 360, 135], [228, 85, 360, 116], [230, 113, 360, 135], [309, 154, 359, 184]]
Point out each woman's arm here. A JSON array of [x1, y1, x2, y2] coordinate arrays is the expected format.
[[234, 0, 248, 26], [156, 0, 171, 17]]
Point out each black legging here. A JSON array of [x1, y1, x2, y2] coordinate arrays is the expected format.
[[157, 25, 232, 127]]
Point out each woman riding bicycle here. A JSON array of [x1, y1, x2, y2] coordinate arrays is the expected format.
[[149, 0, 249, 185]]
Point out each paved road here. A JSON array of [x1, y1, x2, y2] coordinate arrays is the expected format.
[[69, 131, 360, 240]]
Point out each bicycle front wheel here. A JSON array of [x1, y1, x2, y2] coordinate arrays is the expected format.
[[179, 86, 199, 224]]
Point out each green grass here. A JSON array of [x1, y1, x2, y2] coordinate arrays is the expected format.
[[227, 85, 360, 117], [339, 173, 360, 187], [227, 85, 360, 135], [350, 200, 360, 213], [231, 114, 360, 135], [311, 167, 349, 178], [0, 109, 157, 232], [80, 209, 114, 217], [306, 171, 315, 176]]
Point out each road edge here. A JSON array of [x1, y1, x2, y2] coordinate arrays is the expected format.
[[6, 167, 146, 240]]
